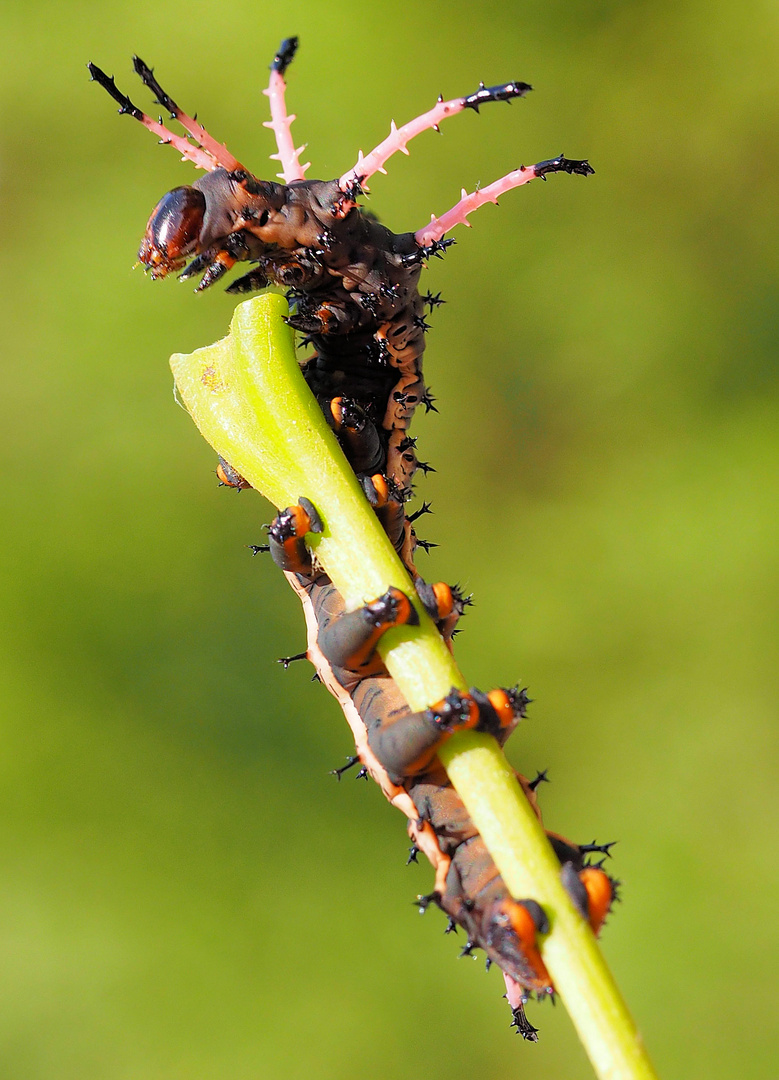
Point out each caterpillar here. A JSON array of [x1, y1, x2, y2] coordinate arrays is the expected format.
[[90, 39, 611, 1038], [88, 39, 592, 562]]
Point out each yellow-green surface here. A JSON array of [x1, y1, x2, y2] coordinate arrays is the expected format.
[[2, 3, 778, 1079]]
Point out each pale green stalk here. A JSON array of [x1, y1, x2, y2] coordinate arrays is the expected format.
[[171, 292, 659, 1080]]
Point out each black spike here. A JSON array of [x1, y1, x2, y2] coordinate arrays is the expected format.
[[579, 840, 616, 858], [407, 501, 433, 523], [415, 539, 438, 553], [340, 177, 365, 203], [416, 891, 440, 914], [330, 755, 360, 781], [406, 844, 419, 865], [249, 544, 270, 555], [422, 291, 446, 311], [355, 767, 369, 781], [459, 940, 477, 958], [444, 918, 458, 935], [485, 957, 492, 972], [528, 769, 550, 792], [507, 686, 532, 717], [416, 460, 436, 474], [277, 652, 307, 669], [401, 237, 456, 268], [366, 336, 391, 366], [379, 281, 402, 301]]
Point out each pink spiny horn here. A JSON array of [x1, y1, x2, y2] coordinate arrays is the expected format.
[[131, 57, 243, 172], [262, 38, 309, 183], [415, 155, 595, 246], [339, 80, 532, 193], [88, 62, 219, 172]]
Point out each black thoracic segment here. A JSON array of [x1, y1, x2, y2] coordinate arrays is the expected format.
[[272, 36, 299, 74], [87, 63, 145, 121], [464, 80, 533, 111], [132, 56, 180, 117], [534, 155, 595, 178]]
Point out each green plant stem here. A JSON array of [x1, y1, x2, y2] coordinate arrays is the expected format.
[[170, 293, 659, 1080]]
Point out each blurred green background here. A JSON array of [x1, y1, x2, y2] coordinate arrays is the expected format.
[[2, 1, 777, 1077]]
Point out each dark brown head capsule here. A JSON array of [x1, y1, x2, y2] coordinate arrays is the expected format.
[[138, 185, 206, 278]]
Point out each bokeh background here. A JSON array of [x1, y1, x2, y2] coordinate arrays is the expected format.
[[2, 2, 777, 1077]]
